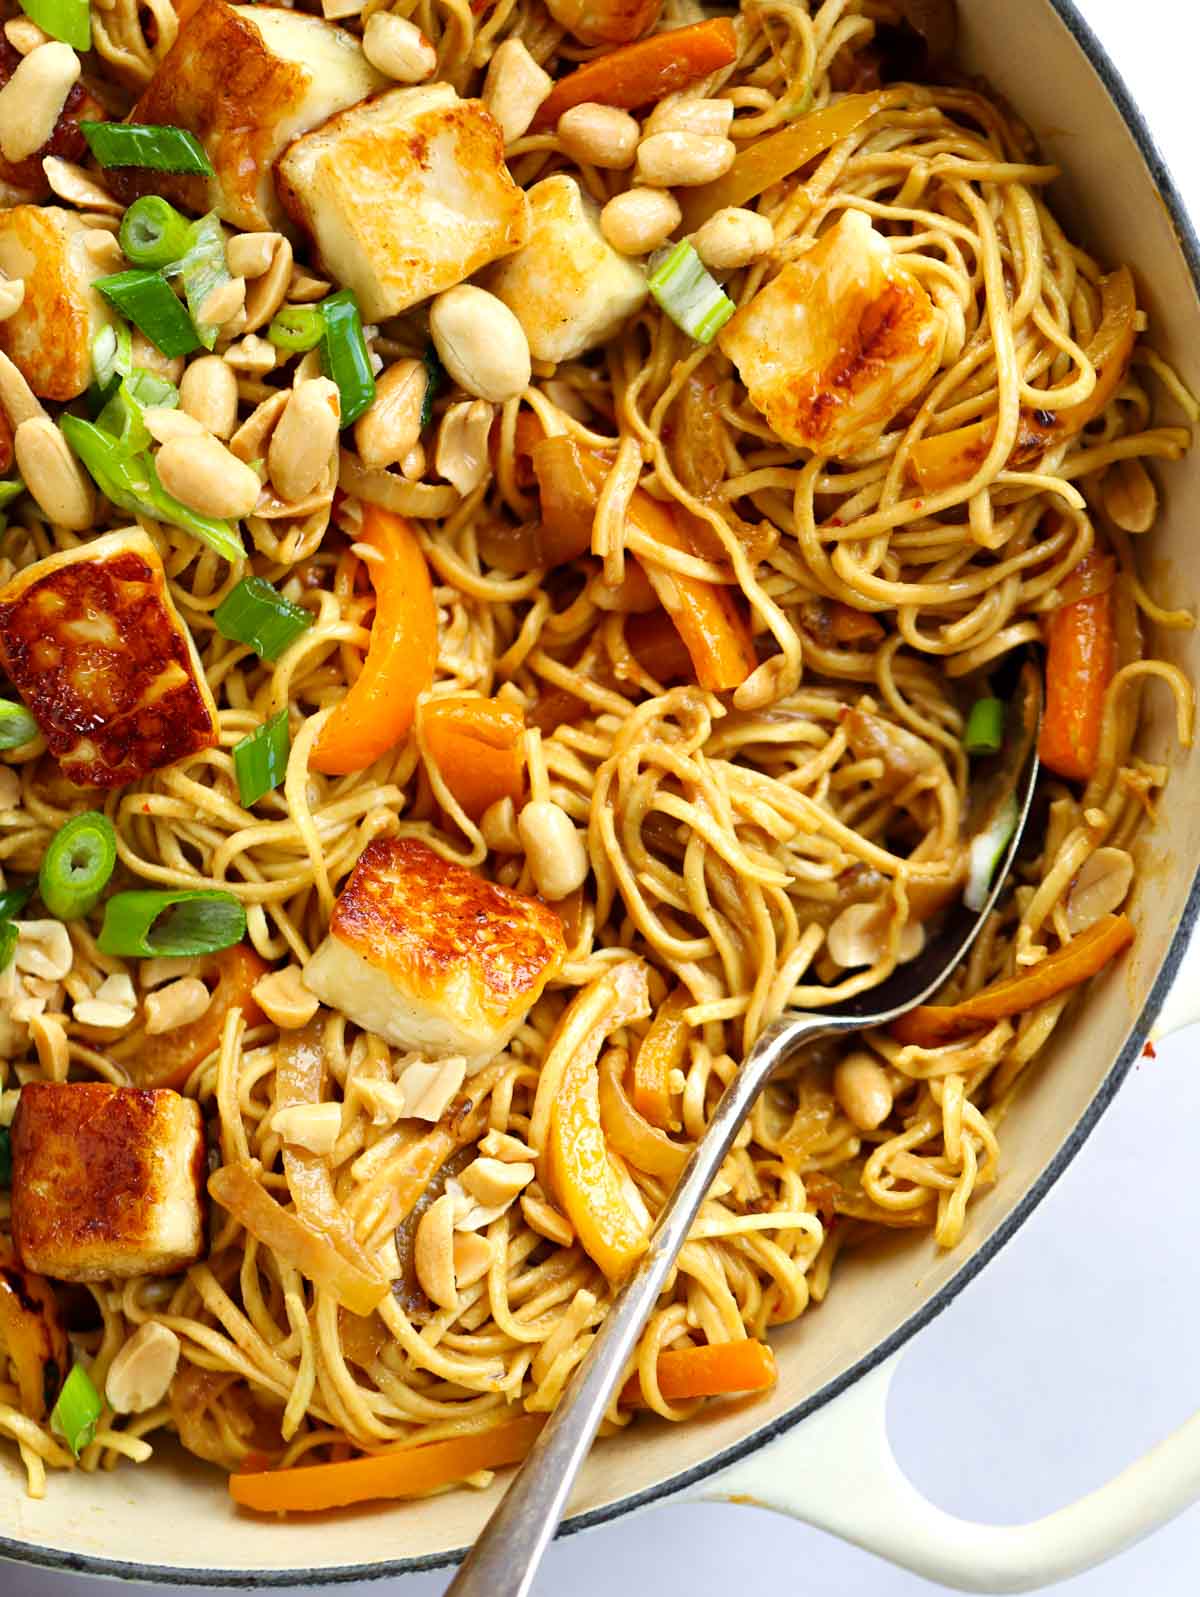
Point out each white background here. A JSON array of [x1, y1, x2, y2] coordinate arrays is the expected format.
[[7, 0, 1200, 1592]]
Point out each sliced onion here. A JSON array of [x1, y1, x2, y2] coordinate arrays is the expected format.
[[964, 790, 1018, 912]]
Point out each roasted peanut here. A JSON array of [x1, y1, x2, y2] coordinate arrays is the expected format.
[[0, 42, 79, 165], [252, 965, 320, 1029], [268, 377, 340, 503], [155, 434, 263, 519], [429, 285, 531, 404], [833, 1051, 894, 1132], [636, 131, 735, 187], [557, 103, 639, 169], [105, 1322, 180, 1414], [483, 37, 552, 144], [518, 799, 589, 900], [179, 356, 239, 439], [354, 357, 426, 469], [362, 13, 436, 82], [693, 207, 774, 271], [144, 976, 211, 1035], [600, 186, 681, 255], [14, 418, 94, 531], [434, 399, 494, 495]]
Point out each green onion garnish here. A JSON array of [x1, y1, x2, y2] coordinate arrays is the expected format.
[[267, 305, 324, 354], [61, 416, 244, 564], [233, 709, 290, 808], [177, 212, 230, 351], [0, 479, 23, 510], [0, 882, 33, 920], [19, 0, 89, 50], [95, 370, 178, 457], [38, 811, 117, 921], [318, 290, 375, 428], [88, 321, 133, 414], [51, 1364, 103, 1458], [214, 576, 312, 661], [98, 888, 246, 958], [0, 1125, 10, 1187], [647, 240, 736, 344], [94, 270, 202, 359], [79, 121, 214, 176], [119, 195, 193, 270], [964, 697, 1005, 756], [0, 699, 37, 750], [0, 922, 16, 975], [421, 342, 443, 431]]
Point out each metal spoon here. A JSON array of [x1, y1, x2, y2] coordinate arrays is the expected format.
[[447, 661, 1042, 1597]]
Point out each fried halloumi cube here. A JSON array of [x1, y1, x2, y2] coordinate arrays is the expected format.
[[276, 84, 529, 323], [304, 837, 565, 1070], [0, 528, 218, 789], [0, 206, 117, 401], [484, 174, 646, 364], [719, 208, 947, 459], [109, 0, 385, 232], [11, 1083, 207, 1281]]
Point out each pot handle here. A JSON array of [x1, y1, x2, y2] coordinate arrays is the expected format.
[[692, 1350, 1200, 1593]]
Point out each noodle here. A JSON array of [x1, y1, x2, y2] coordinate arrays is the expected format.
[[0, 0, 1194, 1504]]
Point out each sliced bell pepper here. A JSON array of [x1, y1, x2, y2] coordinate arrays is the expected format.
[[0, 1237, 67, 1420], [531, 18, 738, 131], [134, 942, 268, 1090], [631, 986, 691, 1129], [422, 695, 526, 820], [1039, 560, 1117, 783], [310, 506, 438, 776], [621, 1339, 777, 1406], [598, 1045, 688, 1178]]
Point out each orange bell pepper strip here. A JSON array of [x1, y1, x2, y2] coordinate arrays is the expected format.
[[677, 91, 889, 231], [532, 17, 738, 131], [621, 1340, 777, 1407], [1039, 565, 1117, 783], [631, 986, 691, 1129], [828, 602, 885, 645], [626, 611, 696, 685], [230, 1414, 546, 1513], [133, 943, 268, 1090], [0, 1237, 68, 1420], [421, 695, 526, 820], [310, 507, 438, 776], [891, 913, 1134, 1048], [598, 1045, 689, 1179], [908, 267, 1137, 493]]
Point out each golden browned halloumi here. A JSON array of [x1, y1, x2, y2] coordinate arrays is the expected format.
[[484, 174, 646, 364], [109, 0, 384, 232], [304, 837, 566, 1070], [0, 206, 117, 401], [11, 1083, 207, 1281], [719, 208, 947, 459], [0, 528, 218, 789], [276, 85, 529, 323]]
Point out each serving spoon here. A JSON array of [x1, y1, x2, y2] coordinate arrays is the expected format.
[[447, 661, 1042, 1597]]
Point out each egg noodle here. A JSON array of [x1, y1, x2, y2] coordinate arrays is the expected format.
[[0, 0, 1195, 1504]]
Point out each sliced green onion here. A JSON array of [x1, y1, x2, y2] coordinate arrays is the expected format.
[[94, 270, 202, 359], [233, 710, 290, 808], [98, 888, 246, 958], [51, 1364, 103, 1459], [0, 922, 16, 975], [39, 811, 117, 921], [80, 121, 214, 176], [119, 195, 193, 270], [95, 369, 179, 456], [964, 696, 1005, 756], [964, 790, 1019, 913], [0, 1125, 10, 1188], [177, 212, 230, 351], [421, 342, 443, 431], [0, 699, 37, 750], [214, 576, 312, 661], [0, 479, 23, 510], [267, 305, 323, 354], [19, 0, 89, 50], [88, 321, 133, 414], [647, 240, 736, 344], [0, 882, 34, 920], [61, 416, 244, 563], [319, 290, 375, 428]]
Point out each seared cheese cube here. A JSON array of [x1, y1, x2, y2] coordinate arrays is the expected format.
[[304, 837, 565, 1070], [0, 528, 218, 789], [719, 208, 947, 459], [276, 84, 528, 323], [11, 1083, 206, 1281], [0, 206, 117, 401], [110, 0, 385, 232], [484, 174, 646, 364]]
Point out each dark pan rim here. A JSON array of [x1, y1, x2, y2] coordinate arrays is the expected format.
[[6, 0, 1200, 1584]]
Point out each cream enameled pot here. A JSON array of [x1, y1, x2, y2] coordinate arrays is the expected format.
[[6, 0, 1200, 1589]]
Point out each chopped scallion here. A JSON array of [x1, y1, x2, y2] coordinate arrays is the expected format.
[[318, 290, 375, 428], [0, 1125, 10, 1188], [234, 710, 290, 807], [0, 698, 37, 750], [177, 212, 230, 351], [0, 882, 33, 921], [0, 479, 23, 510], [98, 888, 246, 958], [61, 416, 244, 563], [421, 342, 443, 431], [964, 696, 1005, 756], [95, 370, 177, 457], [79, 121, 214, 176], [119, 195, 193, 270], [94, 270, 202, 359], [0, 922, 16, 976], [267, 305, 323, 354], [647, 240, 736, 344], [213, 576, 312, 661], [19, 0, 89, 50], [964, 791, 1019, 912], [88, 321, 133, 414], [51, 1364, 103, 1459], [39, 811, 117, 921]]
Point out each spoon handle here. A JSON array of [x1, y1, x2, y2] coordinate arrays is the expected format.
[[445, 1012, 838, 1597]]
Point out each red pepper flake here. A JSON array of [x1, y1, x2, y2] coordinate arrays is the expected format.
[[1142, 1039, 1157, 1059]]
